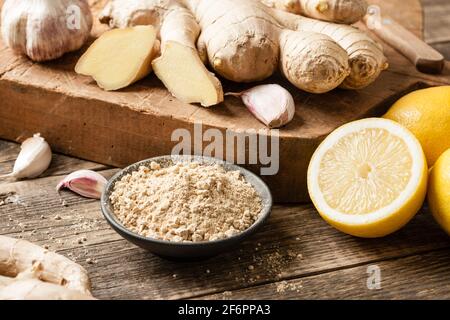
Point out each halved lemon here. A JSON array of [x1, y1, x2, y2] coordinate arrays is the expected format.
[[307, 118, 428, 238]]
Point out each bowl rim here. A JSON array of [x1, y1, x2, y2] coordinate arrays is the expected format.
[[100, 155, 273, 248]]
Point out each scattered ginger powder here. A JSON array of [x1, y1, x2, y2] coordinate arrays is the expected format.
[[109, 161, 263, 242]]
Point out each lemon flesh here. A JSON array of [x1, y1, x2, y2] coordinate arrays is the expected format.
[[308, 118, 428, 238], [428, 149, 450, 235]]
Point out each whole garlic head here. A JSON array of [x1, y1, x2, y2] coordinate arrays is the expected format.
[[1, 0, 93, 61]]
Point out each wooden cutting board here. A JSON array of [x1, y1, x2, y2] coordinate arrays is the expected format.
[[0, 0, 449, 202]]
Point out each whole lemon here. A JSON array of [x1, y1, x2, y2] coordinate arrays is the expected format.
[[428, 149, 450, 235], [383, 86, 450, 166]]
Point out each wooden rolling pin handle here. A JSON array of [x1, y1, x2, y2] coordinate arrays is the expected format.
[[364, 15, 445, 74]]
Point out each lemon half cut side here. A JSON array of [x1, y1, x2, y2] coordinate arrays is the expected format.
[[307, 118, 428, 238]]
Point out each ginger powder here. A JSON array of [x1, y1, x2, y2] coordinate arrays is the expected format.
[[109, 161, 262, 242]]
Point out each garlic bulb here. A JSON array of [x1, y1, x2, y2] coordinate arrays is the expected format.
[[227, 84, 296, 128], [56, 170, 107, 199], [1, 0, 93, 61], [0, 133, 52, 180]]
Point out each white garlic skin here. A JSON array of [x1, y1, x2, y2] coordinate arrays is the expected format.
[[1, 0, 93, 61], [12, 133, 52, 179], [229, 84, 296, 128]]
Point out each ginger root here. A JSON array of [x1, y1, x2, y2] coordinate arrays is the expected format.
[[99, 0, 386, 97], [75, 25, 159, 91], [184, 0, 350, 93], [279, 29, 349, 93], [0, 235, 94, 300], [99, 0, 350, 94], [262, 0, 368, 24], [268, 8, 388, 89], [99, 0, 166, 29]]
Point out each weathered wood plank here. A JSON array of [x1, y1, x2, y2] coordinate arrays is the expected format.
[[198, 249, 450, 300], [381, 46, 450, 86], [429, 42, 450, 61], [422, 0, 450, 44], [369, 0, 424, 38], [421, 0, 450, 60], [1, 166, 449, 299], [0, 140, 110, 181], [1, 0, 449, 301]]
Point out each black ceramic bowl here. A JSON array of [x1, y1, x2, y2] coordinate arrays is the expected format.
[[101, 155, 273, 260]]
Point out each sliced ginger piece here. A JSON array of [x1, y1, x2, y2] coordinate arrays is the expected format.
[[75, 25, 158, 91], [152, 41, 223, 107], [151, 6, 223, 107]]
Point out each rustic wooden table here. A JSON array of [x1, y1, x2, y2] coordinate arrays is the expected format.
[[1, 137, 450, 300], [422, 0, 450, 59], [1, 1, 450, 300]]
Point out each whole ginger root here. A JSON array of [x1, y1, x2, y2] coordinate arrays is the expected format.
[[99, 0, 387, 99], [262, 0, 369, 24], [0, 235, 94, 300]]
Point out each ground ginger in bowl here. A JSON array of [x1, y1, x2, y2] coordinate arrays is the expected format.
[[109, 160, 263, 243]]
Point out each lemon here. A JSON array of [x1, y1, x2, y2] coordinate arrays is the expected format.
[[383, 86, 450, 166], [428, 149, 450, 235], [307, 118, 428, 238]]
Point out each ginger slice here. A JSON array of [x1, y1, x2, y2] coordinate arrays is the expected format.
[[152, 6, 223, 107], [75, 25, 158, 91], [152, 41, 223, 107]]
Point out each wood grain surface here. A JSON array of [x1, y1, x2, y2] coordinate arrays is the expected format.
[[365, 14, 444, 74], [422, 0, 450, 59], [1, 0, 449, 202], [1, 0, 450, 300], [1, 139, 450, 299]]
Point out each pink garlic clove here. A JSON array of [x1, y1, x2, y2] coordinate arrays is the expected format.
[[226, 84, 295, 128], [56, 170, 107, 199]]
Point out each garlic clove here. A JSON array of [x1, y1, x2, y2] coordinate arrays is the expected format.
[[56, 170, 107, 199], [1, 0, 93, 62], [226, 84, 296, 128], [0, 133, 52, 180]]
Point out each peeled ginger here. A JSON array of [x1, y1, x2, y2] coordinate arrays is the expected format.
[[75, 26, 159, 91], [153, 42, 223, 107]]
